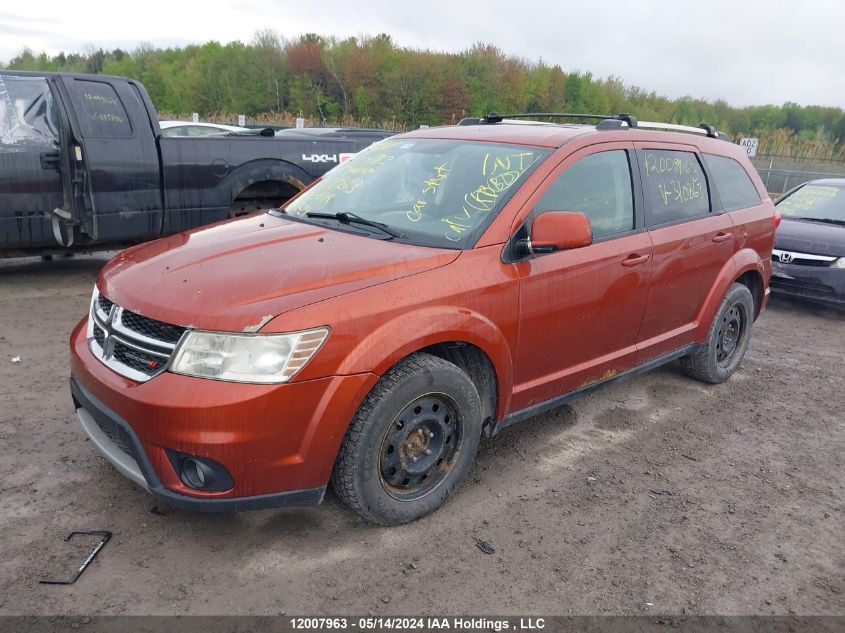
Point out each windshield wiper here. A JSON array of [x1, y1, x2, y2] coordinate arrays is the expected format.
[[305, 211, 406, 239], [792, 216, 845, 226]]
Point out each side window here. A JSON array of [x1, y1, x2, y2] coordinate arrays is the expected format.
[[641, 150, 710, 225], [0, 74, 59, 148], [703, 154, 761, 210], [535, 150, 634, 239], [161, 126, 187, 138], [70, 80, 132, 138]]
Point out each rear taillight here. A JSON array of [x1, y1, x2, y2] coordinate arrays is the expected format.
[[774, 212, 782, 229]]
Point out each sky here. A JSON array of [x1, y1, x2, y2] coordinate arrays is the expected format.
[[1, 0, 843, 108]]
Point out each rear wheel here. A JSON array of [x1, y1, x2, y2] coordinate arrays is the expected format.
[[331, 353, 483, 525], [680, 282, 754, 384]]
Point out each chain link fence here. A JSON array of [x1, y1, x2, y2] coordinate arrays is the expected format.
[[751, 154, 845, 197]]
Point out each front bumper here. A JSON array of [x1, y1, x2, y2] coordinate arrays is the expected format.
[[71, 377, 326, 511], [69, 318, 378, 511], [770, 260, 845, 305]]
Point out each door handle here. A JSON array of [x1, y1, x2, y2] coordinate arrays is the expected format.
[[40, 151, 61, 170], [712, 232, 731, 243], [622, 253, 650, 267]]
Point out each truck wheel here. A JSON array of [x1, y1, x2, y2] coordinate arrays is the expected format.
[[680, 282, 754, 384], [331, 353, 483, 525]]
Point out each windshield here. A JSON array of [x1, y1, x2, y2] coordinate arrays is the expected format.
[[777, 184, 845, 221], [284, 138, 550, 248]]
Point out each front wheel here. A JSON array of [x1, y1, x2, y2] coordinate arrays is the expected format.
[[680, 282, 755, 384], [331, 353, 483, 525]]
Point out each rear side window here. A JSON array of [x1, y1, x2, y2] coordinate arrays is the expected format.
[[703, 154, 761, 210], [70, 80, 132, 138], [641, 150, 710, 225], [534, 150, 634, 239]]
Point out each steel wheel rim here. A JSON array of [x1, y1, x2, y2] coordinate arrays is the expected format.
[[378, 393, 463, 501], [715, 302, 747, 366]]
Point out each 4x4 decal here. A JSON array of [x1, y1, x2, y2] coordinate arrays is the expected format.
[[301, 153, 356, 164], [302, 153, 338, 163]]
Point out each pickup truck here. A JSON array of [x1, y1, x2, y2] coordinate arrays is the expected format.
[[0, 71, 392, 256]]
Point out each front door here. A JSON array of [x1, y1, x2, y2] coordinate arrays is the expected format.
[[0, 73, 64, 248], [511, 145, 653, 411], [59, 75, 162, 243]]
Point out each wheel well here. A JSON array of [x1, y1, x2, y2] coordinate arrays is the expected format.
[[736, 270, 764, 318], [232, 179, 301, 207], [419, 342, 498, 426]]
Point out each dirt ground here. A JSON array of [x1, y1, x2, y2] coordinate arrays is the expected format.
[[0, 253, 842, 617]]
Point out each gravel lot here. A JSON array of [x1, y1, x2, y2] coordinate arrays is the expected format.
[[0, 254, 843, 616]]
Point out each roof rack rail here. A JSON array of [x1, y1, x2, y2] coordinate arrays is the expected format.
[[594, 118, 727, 140], [460, 112, 728, 140], [475, 112, 639, 127], [634, 121, 724, 139]]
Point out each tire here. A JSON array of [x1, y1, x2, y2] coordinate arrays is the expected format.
[[331, 353, 483, 525], [680, 282, 755, 384]]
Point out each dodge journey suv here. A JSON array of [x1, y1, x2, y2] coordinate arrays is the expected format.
[[70, 113, 776, 525]]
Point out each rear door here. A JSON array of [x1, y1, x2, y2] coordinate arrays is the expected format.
[[0, 73, 64, 248], [59, 76, 162, 242], [634, 143, 735, 362]]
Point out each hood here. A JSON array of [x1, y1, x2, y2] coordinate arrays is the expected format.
[[99, 214, 459, 332], [774, 217, 845, 257]]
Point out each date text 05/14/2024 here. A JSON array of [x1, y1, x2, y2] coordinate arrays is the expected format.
[[289, 617, 547, 631]]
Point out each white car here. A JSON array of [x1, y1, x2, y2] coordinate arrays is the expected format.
[[159, 121, 248, 137]]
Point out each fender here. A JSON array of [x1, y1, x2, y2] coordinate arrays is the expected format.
[[692, 247, 766, 341], [335, 305, 515, 419]]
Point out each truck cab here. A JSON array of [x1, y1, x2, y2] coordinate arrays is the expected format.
[[1, 71, 163, 252], [0, 71, 393, 256]]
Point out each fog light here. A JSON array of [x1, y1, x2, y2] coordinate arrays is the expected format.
[[165, 450, 234, 492], [182, 458, 215, 489]]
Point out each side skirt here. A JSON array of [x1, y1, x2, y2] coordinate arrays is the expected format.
[[486, 344, 701, 437]]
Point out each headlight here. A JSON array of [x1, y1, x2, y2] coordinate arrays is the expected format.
[[832, 258, 845, 269], [170, 327, 329, 384]]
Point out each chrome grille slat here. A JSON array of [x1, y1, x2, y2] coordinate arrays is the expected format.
[[772, 248, 838, 267], [88, 291, 187, 382], [110, 334, 171, 358]]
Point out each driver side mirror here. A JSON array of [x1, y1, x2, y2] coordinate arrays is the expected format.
[[520, 211, 593, 256]]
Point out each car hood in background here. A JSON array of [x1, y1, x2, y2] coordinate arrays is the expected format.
[[98, 214, 459, 332], [774, 218, 845, 256]]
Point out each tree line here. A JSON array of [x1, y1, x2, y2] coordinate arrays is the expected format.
[[5, 31, 845, 156]]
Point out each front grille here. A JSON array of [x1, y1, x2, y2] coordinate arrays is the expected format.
[[119, 310, 186, 345], [98, 295, 114, 315], [773, 253, 833, 267], [794, 259, 831, 268], [88, 291, 185, 382], [93, 324, 105, 347], [112, 340, 166, 376], [772, 250, 838, 268]]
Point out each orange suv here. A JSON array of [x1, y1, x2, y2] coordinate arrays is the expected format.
[[70, 113, 776, 525]]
